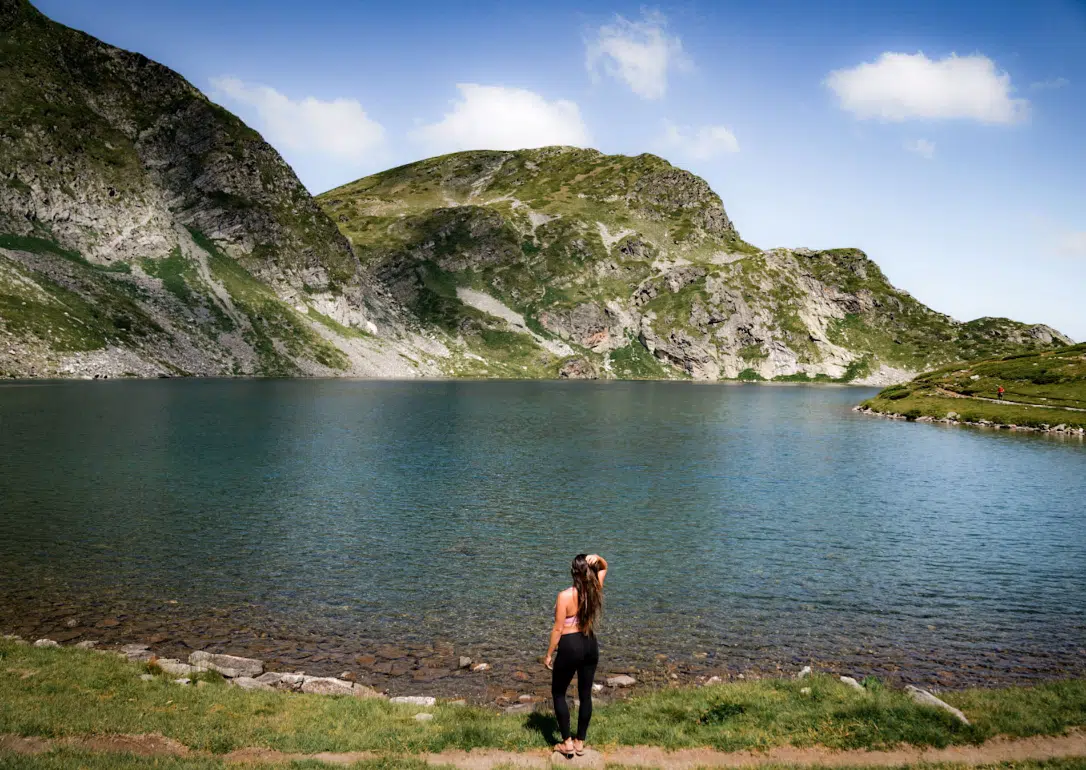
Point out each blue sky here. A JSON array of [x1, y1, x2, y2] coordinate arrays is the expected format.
[[37, 0, 1086, 339]]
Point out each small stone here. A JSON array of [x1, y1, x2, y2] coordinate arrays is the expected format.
[[706, 676, 722, 685], [232, 676, 274, 692], [448, 699, 468, 706], [692, 652, 708, 660], [800, 687, 811, 695], [174, 678, 191, 686], [737, 673, 745, 679], [518, 694, 533, 703], [797, 665, 812, 679], [414, 712, 434, 721], [65, 618, 79, 628], [189, 651, 263, 679], [74, 641, 98, 650], [33, 639, 59, 648], [140, 674, 155, 681], [606, 675, 636, 688], [513, 671, 531, 682], [592, 683, 603, 693], [840, 676, 865, 691], [905, 685, 970, 725], [458, 656, 472, 669], [96, 618, 120, 629], [471, 663, 490, 672], [390, 695, 436, 707], [356, 655, 377, 667], [340, 671, 357, 682]]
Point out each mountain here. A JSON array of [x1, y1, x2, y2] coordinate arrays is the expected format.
[[0, 0, 1071, 382], [318, 148, 1072, 383], [0, 0, 433, 379], [857, 343, 1086, 432]]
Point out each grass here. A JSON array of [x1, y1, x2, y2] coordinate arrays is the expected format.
[[608, 339, 675, 380], [2, 641, 1085, 759], [861, 343, 1086, 429]]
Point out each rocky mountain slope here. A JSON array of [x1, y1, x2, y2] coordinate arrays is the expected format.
[[0, 0, 1071, 382], [0, 0, 438, 378], [319, 148, 1071, 383]]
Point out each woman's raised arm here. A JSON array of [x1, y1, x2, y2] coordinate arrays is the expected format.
[[587, 554, 608, 587]]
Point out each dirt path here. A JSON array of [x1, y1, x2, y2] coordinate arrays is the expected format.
[[934, 388, 1086, 412], [3, 730, 1085, 768]]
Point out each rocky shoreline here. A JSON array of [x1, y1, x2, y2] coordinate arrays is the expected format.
[[853, 405, 1086, 436], [3, 633, 976, 726]]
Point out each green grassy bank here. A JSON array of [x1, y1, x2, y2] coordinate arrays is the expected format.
[[1, 641, 1085, 759], [859, 343, 1086, 430]]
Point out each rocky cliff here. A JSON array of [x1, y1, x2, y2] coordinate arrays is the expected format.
[[319, 148, 1071, 383], [0, 0, 437, 378]]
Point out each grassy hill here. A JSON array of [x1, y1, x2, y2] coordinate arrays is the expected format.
[[858, 343, 1086, 431]]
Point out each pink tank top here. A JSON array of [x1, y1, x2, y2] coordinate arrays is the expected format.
[[562, 587, 579, 628]]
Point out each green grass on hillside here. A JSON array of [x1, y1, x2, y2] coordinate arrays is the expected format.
[[860, 343, 1086, 429], [2, 641, 1085, 759]]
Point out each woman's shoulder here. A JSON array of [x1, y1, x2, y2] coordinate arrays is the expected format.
[[558, 586, 576, 600]]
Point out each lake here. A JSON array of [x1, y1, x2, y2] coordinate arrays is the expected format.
[[1, 379, 1083, 699]]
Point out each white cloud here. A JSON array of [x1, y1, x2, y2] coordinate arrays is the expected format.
[[904, 138, 935, 159], [586, 10, 691, 100], [209, 77, 385, 161], [410, 84, 590, 154], [825, 52, 1029, 124], [659, 120, 739, 160], [1030, 77, 1070, 91], [1056, 231, 1086, 256]]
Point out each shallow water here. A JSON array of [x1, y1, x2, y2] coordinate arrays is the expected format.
[[0, 379, 1083, 695]]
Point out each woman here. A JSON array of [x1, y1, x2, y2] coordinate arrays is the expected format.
[[544, 553, 608, 757]]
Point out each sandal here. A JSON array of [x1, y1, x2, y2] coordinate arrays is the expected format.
[[574, 742, 585, 756], [554, 743, 574, 758]]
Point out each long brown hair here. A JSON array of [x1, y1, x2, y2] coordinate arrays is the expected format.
[[571, 553, 603, 636]]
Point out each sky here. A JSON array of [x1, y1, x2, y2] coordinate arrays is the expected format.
[[36, 0, 1086, 340]]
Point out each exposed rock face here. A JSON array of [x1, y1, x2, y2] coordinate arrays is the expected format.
[[0, 0, 441, 380], [322, 149, 1072, 384]]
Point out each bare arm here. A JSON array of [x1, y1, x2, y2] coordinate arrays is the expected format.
[[544, 590, 572, 669], [588, 554, 608, 587]]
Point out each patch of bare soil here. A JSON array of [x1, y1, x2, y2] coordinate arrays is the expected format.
[[1, 730, 1084, 767]]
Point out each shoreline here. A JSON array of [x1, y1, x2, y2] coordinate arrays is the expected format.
[[853, 405, 1086, 437]]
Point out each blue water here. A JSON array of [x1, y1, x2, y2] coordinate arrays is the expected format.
[[0, 379, 1083, 686]]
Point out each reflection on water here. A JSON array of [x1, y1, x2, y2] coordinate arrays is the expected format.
[[0, 379, 1084, 686]]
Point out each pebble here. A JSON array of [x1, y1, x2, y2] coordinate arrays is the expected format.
[[458, 656, 472, 669], [706, 676, 722, 685], [174, 678, 191, 686], [471, 663, 490, 672], [591, 683, 603, 693], [518, 694, 533, 703], [797, 665, 812, 679]]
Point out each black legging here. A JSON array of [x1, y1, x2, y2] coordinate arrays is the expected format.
[[551, 632, 600, 741]]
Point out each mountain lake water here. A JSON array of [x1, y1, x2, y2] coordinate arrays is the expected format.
[[0, 379, 1083, 701]]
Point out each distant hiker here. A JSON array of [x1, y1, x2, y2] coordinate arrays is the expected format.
[[997, 385, 1005, 400], [545, 553, 608, 758]]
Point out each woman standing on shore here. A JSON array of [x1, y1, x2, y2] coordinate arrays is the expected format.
[[544, 553, 608, 758]]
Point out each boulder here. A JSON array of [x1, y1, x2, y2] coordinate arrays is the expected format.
[[300, 677, 356, 696], [905, 685, 970, 724], [33, 639, 59, 648], [189, 651, 263, 678], [390, 695, 436, 706], [231, 677, 274, 692], [273, 673, 307, 691], [606, 675, 636, 688], [254, 672, 285, 686], [121, 644, 152, 662], [156, 658, 204, 677], [351, 684, 385, 699]]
